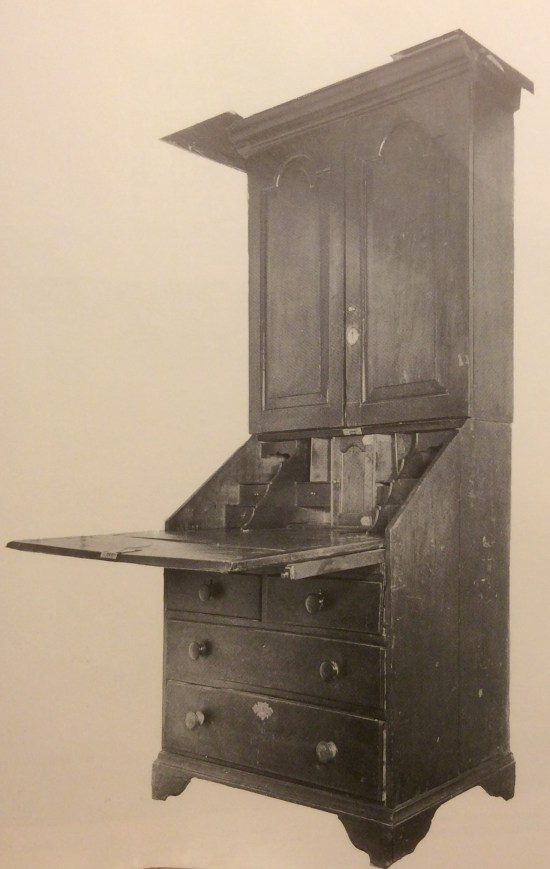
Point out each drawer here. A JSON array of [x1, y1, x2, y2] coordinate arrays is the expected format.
[[166, 620, 384, 712], [164, 681, 383, 801], [265, 575, 383, 634], [165, 570, 261, 620]]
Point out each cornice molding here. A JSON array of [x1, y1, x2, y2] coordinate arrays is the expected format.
[[162, 31, 533, 169]]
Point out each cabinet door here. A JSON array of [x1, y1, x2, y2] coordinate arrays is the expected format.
[[248, 129, 345, 434], [345, 84, 471, 426]]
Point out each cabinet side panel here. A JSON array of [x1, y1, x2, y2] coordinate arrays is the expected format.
[[459, 419, 511, 767], [386, 431, 461, 806], [471, 90, 515, 421]]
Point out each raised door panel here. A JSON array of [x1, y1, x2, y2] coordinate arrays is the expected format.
[[345, 82, 471, 426], [249, 129, 345, 433]]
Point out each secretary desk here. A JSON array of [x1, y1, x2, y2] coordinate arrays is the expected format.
[[8, 31, 533, 866]]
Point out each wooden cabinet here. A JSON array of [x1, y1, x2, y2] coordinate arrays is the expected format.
[[242, 47, 529, 435], [162, 564, 386, 806], [248, 81, 472, 433], [7, 30, 532, 868]]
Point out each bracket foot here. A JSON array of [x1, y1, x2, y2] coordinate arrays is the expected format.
[[152, 756, 192, 801], [338, 806, 436, 868]]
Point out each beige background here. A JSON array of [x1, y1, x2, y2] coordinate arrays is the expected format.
[[2, 2, 548, 867]]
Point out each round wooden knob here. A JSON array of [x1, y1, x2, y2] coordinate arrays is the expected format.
[[188, 640, 209, 660], [198, 582, 217, 602], [305, 592, 325, 615], [319, 660, 340, 682], [185, 710, 205, 730], [316, 741, 338, 764]]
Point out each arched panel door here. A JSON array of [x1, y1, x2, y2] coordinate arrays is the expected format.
[[248, 130, 345, 434], [345, 92, 470, 427]]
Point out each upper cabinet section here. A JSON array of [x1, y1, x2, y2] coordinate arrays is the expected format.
[[163, 31, 533, 436]]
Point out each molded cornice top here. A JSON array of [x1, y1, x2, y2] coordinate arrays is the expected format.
[[163, 30, 533, 169]]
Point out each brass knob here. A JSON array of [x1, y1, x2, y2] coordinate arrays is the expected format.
[[188, 640, 209, 660], [319, 660, 340, 682], [305, 592, 325, 615], [185, 710, 205, 730], [316, 741, 338, 764]]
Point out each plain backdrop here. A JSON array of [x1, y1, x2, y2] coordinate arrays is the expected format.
[[2, 2, 548, 868]]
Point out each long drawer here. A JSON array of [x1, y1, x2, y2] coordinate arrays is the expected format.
[[166, 619, 384, 712], [164, 681, 384, 801]]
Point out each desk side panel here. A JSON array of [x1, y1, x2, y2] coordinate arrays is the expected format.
[[459, 419, 511, 767], [385, 430, 462, 806]]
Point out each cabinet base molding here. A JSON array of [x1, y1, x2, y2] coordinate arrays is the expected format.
[[151, 751, 514, 864]]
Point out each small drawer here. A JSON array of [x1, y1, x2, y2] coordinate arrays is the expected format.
[[166, 620, 384, 712], [265, 575, 383, 634], [164, 681, 383, 801], [165, 570, 261, 620]]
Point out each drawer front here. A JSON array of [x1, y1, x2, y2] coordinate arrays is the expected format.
[[166, 620, 384, 712], [164, 681, 383, 800], [265, 575, 383, 634], [165, 570, 261, 620]]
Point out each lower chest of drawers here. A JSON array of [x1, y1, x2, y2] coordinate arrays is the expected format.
[[162, 567, 386, 802]]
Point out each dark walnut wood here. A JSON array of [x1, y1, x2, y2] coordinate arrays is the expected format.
[[6, 29, 532, 868]]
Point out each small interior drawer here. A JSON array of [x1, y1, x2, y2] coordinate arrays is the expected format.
[[165, 570, 261, 620], [166, 619, 384, 712], [164, 681, 383, 801], [265, 573, 383, 634]]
